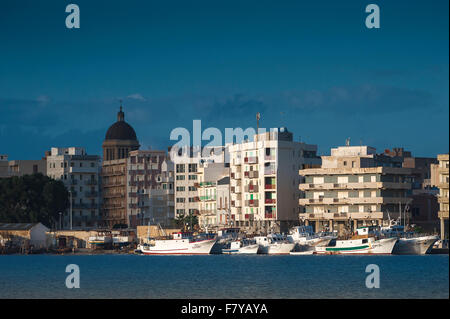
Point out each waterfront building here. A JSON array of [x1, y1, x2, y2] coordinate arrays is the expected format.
[[8, 159, 47, 176], [228, 128, 321, 233], [46, 147, 102, 229], [299, 145, 413, 235], [216, 177, 231, 227], [102, 106, 140, 228], [437, 154, 449, 243], [196, 163, 229, 229], [172, 146, 226, 219], [0, 223, 50, 250], [0, 155, 8, 178], [126, 150, 174, 227]]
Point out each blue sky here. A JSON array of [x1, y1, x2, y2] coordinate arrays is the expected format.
[[0, 0, 448, 159]]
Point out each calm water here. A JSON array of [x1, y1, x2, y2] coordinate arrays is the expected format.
[[0, 254, 448, 299]]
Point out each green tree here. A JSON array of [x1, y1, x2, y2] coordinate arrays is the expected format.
[[0, 173, 69, 228]]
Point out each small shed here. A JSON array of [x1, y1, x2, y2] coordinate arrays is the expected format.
[[0, 222, 50, 249]]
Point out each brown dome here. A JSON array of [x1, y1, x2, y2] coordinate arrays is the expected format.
[[104, 106, 138, 141]]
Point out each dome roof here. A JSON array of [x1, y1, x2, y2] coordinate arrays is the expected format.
[[104, 106, 138, 141]]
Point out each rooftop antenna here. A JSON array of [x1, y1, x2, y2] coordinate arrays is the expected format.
[[345, 137, 351, 146]]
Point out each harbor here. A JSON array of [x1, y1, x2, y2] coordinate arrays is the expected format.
[[0, 254, 447, 299]]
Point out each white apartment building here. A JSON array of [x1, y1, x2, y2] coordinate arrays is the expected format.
[[46, 147, 102, 229], [299, 146, 413, 235], [172, 146, 226, 218], [228, 128, 321, 233], [126, 150, 174, 228]]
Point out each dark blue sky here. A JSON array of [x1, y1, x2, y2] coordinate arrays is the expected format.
[[0, 0, 448, 159]]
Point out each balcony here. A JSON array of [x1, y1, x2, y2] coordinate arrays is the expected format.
[[85, 180, 98, 186], [247, 171, 259, 179], [265, 198, 276, 204], [245, 184, 259, 193], [265, 184, 276, 190], [245, 199, 259, 207], [265, 155, 276, 161], [264, 213, 274, 219], [264, 168, 276, 175], [244, 157, 258, 164]]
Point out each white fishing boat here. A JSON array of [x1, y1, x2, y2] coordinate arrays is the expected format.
[[255, 234, 295, 255], [222, 238, 259, 254], [138, 232, 216, 255], [287, 225, 336, 246], [315, 227, 397, 255], [210, 227, 241, 254], [380, 222, 439, 255]]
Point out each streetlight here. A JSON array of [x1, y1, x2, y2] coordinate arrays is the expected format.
[[59, 212, 62, 230]]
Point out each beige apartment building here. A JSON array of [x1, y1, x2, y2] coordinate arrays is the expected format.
[[437, 154, 449, 242], [8, 159, 47, 176], [299, 146, 413, 235], [46, 147, 102, 229], [101, 106, 140, 228], [228, 128, 321, 233], [196, 163, 229, 229], [126, 150, 174, 227]]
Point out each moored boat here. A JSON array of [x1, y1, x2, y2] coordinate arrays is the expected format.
[[379, 221, 439, 255], [255, 234, 295, 255], [315, 227, 397, 255], [138, 232, 216, 255], [222, 238, 259, 254]]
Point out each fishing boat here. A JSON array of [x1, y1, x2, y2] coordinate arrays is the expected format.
[[210, 227, 241, 254], [222, 238, 259, 254], [288, 225, 336, 246], [138, 232, 216, 255], [315, 227, 397, 255], [255, 234, 295, 255], [379, 222, 439, 255]]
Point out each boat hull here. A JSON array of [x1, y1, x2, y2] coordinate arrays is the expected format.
[[222, 244, 259, 255], [392, 236, 439, 255], [140, 238, 216, 255], [315, 237, 397, 255], [258, 242, 295, 255]]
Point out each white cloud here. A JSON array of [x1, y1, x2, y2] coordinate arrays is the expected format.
[[127, 93, 146, 101]]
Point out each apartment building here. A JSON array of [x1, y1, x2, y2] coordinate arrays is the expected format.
[[299, 146, 413, 235], [8, 159, 47, 176], [228, 128, 321, 233], [437, 154, 449, 242], [101, 106, 140, 228], [196, 163, 229, 229], [216, 177, 231, 227], [46, 147, 101, 229], [0, 155, 8, 178], [126, 150, 174, 227], [172, 146, 225, 219]]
